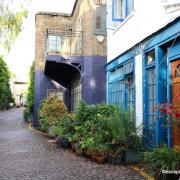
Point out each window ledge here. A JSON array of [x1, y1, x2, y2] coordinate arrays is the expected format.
[[113, 10, 135, 35]]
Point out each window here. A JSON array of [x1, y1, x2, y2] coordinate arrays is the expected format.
[[71, 77, 82, 111], [117, 80, 124, 105], [147, 50, 155, 65], [147, 68, 156, 145], [110, 69, 116, 81], [109, 82, 123, 106], [96, 16, 101, 29], [47, 89, 63, 100], [94, 5, 106, 34], [108, 59, 134, 111], [175, 64, 180, 77], [126, 76, 134, 119], [124, 60, 133, 74], [48, 35, 64, 51], [113, 0, 134, 21], [117, 66, 123, 77]]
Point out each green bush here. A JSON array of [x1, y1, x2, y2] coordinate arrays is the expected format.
[[24, 61, 35, 120], [143, 146, 180, 177], [38, 97, 68, 132], [23, 109, 30, 121], [72, 102, 142, 155], [0, 56, 14, 110], [51, 114, 74, 139]]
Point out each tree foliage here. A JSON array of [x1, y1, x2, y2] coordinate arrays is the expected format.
[[0, 0, 28, 51], [0, 56, 14, 109], [26, 61, 35, 114]]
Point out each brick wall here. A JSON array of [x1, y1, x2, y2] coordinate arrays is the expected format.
[[35, 13, 71, 70], [72, 0, 107, 56]]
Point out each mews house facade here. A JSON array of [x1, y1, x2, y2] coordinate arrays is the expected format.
[[106, 0, 180, 148], [34, 0, 107, 126]]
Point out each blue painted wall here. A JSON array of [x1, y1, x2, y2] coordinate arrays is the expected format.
[[107, 17, 180, 148], [83, 56, 107, 104], [34, 55, 107, 127], [34, 69, 58, 127]]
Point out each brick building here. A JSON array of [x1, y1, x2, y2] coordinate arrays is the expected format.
[[34, 0, 107, 126]]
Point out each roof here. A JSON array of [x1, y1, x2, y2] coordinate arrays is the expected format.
[[35, 0, 78, 18]]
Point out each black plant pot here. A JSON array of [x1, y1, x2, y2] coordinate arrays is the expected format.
[[56, 137, 70, 148], [155, 172, 179, 180], [124, 149, 142, 164], [107, 154, 123, 165]]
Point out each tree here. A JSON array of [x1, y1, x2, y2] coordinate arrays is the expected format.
[[0, 0, 28, 51], [27, 61, 35, 114], [0, 56, 14, 109]]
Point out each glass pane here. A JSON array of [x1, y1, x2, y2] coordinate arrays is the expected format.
[[124, 60, 133, 74], [175, 65, 180, 77], [117, 66, 123, 77], [147, 50, 155, 65], [110, 69, 116, 81], [127, 0, 134, 15], [114, 0, 126, 19], [147, 67, 156, 143]]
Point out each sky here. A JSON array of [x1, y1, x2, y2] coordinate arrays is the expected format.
[[3, 0, 75, 82]]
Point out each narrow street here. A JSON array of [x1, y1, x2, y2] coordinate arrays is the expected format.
[[0, 108, 145, 180]]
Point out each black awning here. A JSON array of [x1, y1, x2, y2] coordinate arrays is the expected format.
[[44, 58, 81, 89]]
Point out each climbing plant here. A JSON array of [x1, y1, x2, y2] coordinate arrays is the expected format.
[[0, 56, 14, 109], [26, 61, 35, 117]]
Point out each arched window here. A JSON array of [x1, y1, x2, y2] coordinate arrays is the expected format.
[[175, 64, 180, 78]]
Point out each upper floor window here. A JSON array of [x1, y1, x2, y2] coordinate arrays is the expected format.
[[48, 35, 64, 51], [94, 5, 106, 34], [113, 0, 134, 21], [110, 69, 116, 81], [96, 16, 102, 29], [147, 50, 155, 65]]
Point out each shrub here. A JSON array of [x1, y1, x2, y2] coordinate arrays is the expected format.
[[0, 56, 14, 110], [24, 61, 35, 120], [38, 97, 68, 132], [51, 114, 74, 140], [143, 145, 180, 178], [73, 102, 142, 154], [23, 109, 30, 121]]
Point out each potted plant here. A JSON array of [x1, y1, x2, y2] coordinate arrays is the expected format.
[[56, 136, 70, 148], [93, 144, 110, 164], [107, 145, 124, 164], [123, 134, 144, 163], [143, 145, 180, 180]]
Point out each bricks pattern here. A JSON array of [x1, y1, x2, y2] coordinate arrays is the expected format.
[[35, 0, 107, 70], [0, 108, 145, 180]]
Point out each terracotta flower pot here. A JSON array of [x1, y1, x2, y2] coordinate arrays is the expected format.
[[94, 155, 106, 164]]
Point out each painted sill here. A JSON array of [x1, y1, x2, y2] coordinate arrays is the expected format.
[[113, 10, 135, 35]]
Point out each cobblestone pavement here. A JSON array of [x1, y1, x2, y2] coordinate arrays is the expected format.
[[0, 108, 146, 180]]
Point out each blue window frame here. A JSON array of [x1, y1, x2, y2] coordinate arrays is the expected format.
[[145, 50, 156, 147], [112, 0, 134, 22], [108, 59, 135, 115], [125, 75, 135, 120]]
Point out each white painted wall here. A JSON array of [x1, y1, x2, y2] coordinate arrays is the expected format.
[[135, 54, 143, 134], [107, 0, 180, 62]]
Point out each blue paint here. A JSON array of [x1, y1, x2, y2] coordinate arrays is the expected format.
[[168, 41, 180, 61], [167, 55, 172, 147], [107, 17, 180, 69], [112, 0, 124, 22], [107, 17, 180, 148], [34, 55, 107, 127]]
